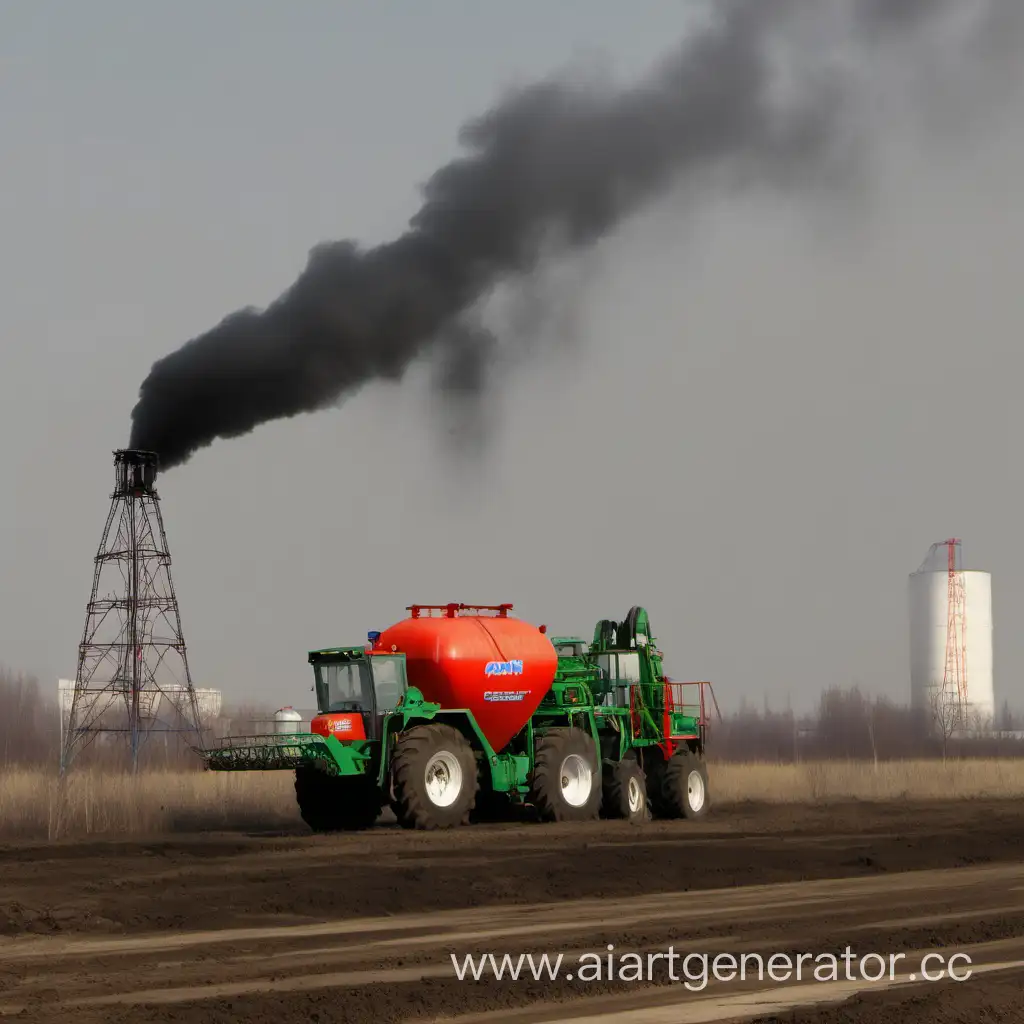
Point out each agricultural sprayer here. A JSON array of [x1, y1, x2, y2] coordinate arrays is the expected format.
[[199, 603, 719, 831]]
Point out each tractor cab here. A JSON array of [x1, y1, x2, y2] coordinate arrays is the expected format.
[[587, 606, 661, 707], [308, 645, 407, 742], [550, 636, 589, 658]]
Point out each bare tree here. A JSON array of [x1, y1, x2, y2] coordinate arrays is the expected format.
[[929, 686, 961, 761]]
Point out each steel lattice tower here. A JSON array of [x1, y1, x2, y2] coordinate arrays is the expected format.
[[942, 537, 968, 728], [61, 449, 204, 773]]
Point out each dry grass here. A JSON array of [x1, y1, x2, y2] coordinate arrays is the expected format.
[[711, 758, 1024, 804], [2, 759, 1024, 841], [0, 768, 299, 841]]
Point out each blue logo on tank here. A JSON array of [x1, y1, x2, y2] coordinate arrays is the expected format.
[[484, 659, 523, 676]]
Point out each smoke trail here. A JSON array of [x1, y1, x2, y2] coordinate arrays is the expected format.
[[128, 0, 1014, 469]]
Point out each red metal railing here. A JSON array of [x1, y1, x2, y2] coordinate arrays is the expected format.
[[663, 680, 720, 738], [407, 603, 513, 618]]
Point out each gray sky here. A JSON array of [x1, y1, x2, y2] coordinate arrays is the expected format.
[[3, 1, 1024, 716]]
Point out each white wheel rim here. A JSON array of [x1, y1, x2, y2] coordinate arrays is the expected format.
[[687, 769, 705, 812], [559, 753, 592, 807], [627, 776, 643, 813], [424, 751, 463, 808]]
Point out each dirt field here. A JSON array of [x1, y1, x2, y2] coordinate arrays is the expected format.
[[2, 799, 1023, 1022]]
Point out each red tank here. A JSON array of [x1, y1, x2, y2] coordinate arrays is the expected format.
[[371, 604, 557, 752]]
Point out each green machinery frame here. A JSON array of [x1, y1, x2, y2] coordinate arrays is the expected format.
[[200, 606, 716, 798]]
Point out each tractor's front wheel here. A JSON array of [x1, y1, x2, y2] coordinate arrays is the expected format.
[[530, 727, 602, 823], [658, 748, 710, 820], [390, 723, 478, 830], [294, 767, 383, 832]]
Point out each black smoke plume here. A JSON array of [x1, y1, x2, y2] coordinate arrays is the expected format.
[[129, 0, 1013, 469]]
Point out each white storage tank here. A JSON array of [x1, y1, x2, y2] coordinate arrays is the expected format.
[[273, 706, 304, 734], [908, 541, 994, 730], [193, 688, 223, 722], [57, 678, 75, 717]]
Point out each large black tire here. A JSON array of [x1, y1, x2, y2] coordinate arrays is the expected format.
[[601, 757, 650, 823], [294, 766, 383, 832], [530, 727, 602, 823], [658, 748, 710, 820], [390, 723, 478, 830]]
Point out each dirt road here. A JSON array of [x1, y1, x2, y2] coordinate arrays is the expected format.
[[1, 800, 1023, 1022]]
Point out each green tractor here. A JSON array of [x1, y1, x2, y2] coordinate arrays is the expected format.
[[200, 603, 718, 831]]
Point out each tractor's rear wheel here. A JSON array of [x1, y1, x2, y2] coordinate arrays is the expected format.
[[294, 766, 383, 832], [602, 757, 650, 823], [530, 727, 601, 823], [390, 723, 478, 830], [658, 748, 710, 820]]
